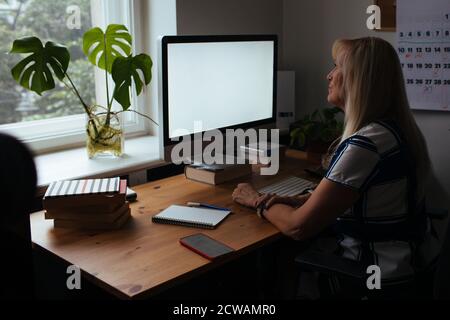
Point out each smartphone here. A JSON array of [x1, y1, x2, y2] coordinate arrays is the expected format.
[[180, 233, 235, 260]]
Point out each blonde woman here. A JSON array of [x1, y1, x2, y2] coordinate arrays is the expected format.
[[232, 37, 439, 295]]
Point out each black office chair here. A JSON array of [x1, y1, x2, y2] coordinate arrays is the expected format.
[[433, 210, 450, 299], [295, 208, 449, 299], [0, 133, 37, 299]]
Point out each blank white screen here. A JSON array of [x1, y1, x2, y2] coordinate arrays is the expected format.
[[167, 41, 274, 139]]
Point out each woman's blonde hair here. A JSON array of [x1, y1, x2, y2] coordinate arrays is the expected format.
[[331, 37, 430, 199]]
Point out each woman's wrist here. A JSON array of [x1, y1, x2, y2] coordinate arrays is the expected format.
[[254, 193, 271, 209], [255, 194, 272, 219]]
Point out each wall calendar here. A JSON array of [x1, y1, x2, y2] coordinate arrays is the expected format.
[[397, 0, 450, 111]]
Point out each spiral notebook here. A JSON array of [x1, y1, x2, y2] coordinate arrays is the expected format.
[[152, 205, 231, 229]]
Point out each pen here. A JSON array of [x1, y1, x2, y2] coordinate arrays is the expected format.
[[187, 202, 230, 211]]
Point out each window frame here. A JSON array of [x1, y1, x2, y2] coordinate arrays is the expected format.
[[0, 0, 151, 154]]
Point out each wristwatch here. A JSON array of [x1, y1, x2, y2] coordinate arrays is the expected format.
[[256, 200, 268, 219]]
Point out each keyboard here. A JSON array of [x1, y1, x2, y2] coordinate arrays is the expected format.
[[258, 176, 317, 197]]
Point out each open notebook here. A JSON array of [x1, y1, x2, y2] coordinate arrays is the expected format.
[[152, 205, 231, 229]]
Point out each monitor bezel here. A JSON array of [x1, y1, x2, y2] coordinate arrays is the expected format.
[[161, 34, 278, 147]]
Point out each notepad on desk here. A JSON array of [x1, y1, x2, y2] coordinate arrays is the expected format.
[[152, 205, 231, 229]]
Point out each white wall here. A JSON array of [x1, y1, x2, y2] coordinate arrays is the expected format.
[[176, 0, 284, 67], [283, 0, 394, 114], [141, 0, 177, 137], [176, 0, 450, 211]]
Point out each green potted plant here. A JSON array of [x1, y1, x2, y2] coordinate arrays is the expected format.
[[9, 24, 157, 158], [290, 107, 343, 164]]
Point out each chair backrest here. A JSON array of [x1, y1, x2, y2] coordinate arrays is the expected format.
[[434, 211, 450, 299]]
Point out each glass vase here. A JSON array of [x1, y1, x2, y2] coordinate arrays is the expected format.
[[86, 106, 124, 159]]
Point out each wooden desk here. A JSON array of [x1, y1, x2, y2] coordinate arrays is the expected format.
[[30, 151, 315, 299]]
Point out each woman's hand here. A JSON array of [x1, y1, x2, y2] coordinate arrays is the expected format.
[[265, 194, 310, 209], [232, 183, 262, 208]]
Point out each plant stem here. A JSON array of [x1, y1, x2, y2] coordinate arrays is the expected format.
[[105, 66, 111, 124], [61, 78, 77, 97], [104, 32, 112, 127], [62, 73, 101, 141], [64, 72, 92, 118]]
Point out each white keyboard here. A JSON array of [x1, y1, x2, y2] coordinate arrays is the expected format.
[[258, 176, 317, 197]]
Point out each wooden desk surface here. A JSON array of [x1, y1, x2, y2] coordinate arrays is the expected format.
[[30, 150, 315, 299]]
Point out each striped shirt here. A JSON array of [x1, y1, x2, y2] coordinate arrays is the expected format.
[[325, 121, 439, 283]]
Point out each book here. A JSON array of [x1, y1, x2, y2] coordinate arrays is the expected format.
[[44, 201, 125, 217], [43, 178, 127, 212], [45, 202, 130, 223], [152, 205, 231, 229], [45, 177, 121, 197], [185, 163, 252, 185], [54, 207, 131, 230]]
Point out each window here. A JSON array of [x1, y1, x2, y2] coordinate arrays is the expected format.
[[0, 0, 94, 125], [0, 0, 150, 153]]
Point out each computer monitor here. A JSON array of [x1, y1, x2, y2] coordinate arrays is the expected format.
[[160, 35, 278, 159]]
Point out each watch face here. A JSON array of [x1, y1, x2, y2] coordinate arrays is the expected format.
[[257, 204, 266, 219], [261, 210, 268, 220]]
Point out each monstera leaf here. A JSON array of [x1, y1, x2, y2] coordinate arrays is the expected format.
[[111, 54, 152, 110], [10, 37, 70, 95], [83, 24, 132, 73]]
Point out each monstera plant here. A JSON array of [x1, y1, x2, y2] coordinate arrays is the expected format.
[[10, 24, 156, 158]]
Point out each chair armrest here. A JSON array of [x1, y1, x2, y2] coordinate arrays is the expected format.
[[427, 208, 448, 220], [294, 250, 366, 280]]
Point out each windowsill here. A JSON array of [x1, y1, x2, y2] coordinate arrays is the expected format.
[[35, 135, 165, 194]]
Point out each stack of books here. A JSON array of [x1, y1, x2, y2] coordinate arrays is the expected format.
[[184, 154, 252, 185], [43, 177, 131, 230]]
